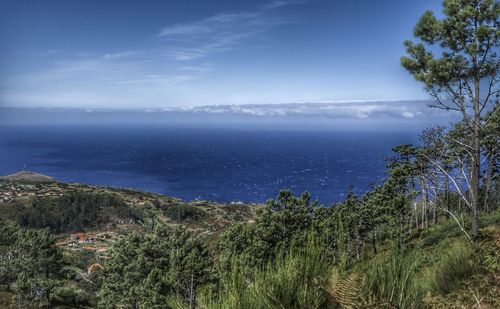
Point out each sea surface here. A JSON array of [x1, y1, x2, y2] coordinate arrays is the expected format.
[[0, 125, 419, 204]]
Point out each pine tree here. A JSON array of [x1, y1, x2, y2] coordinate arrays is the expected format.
[[401, 0, 500, 240]]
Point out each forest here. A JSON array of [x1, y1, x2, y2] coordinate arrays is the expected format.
[[0, 0, 499, 308], [0, 192, 142, 233]]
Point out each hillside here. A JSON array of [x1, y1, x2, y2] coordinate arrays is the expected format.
[[0, 177, 263, 308], [357, 213, 500, 308], [211, 213, 500, 309], [0, 177, 499, 308], [0, 177, 261, 251]]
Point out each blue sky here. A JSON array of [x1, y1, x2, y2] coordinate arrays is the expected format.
[[0, 0, 442, 108]]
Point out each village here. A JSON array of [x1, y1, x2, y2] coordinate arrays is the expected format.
[[55, 231, 116, 254], [0, 179, 151, 205], [0, 180, 102, 203], [0, 182, 66, 203]]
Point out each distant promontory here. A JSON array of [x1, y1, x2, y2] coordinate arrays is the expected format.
[[0, 170, 55, 183]]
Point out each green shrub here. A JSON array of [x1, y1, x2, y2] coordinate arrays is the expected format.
[[52, 285, 95, 308], [433, 241, 479, 294], [362, 249, 426, 308], [0, 192, 141, 233], [421, 211, 500, 248], [163, 204, 207, 222], [420, 219, 463, 247], [480, 210, 500, 227], [199, 240, 333, 309], [481, 246, 500, 272]]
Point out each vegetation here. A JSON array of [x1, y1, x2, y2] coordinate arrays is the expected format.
[[361, 249, 426, 308], [0, 113, 498, 308], [162, 203, 208, 222], [0, 220, 64, 308], [199, 240, 332, 309], [0, 0, 498, 308], [401, 0, 500, 239], [98, 226, 211, 308], [433, 241, 479, 294], [0, 192, 142, 233]]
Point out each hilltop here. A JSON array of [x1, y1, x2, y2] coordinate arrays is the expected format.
[[0, 170, 55, 183]]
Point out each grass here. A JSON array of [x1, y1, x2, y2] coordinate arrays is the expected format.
[[420, 211, 500, 247], [361, 249, 426, 308], [480, 210, 500, 227], [197, 211, 500, 308], [199, 240, 333, 309], [423, 215, 500, 308], [419, 217, 466, 247], [432, 240, 479, 294]]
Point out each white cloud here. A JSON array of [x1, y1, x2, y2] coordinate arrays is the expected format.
[[158, 1, 297, 60], [0, 50, 205, 107], [402, 111, 414, 118], [180, 101, 447, 119], [1, 92, 133, 107], [1, 2, 302, 108]]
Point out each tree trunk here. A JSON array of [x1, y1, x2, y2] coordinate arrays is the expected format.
[[432, 198, 438, 225], [421, 200, 425, 229], [189, 273, 195, 309], [424, 181, 429, 228], [483, 156, 494, 213], [432, 174, 439, 225], [471, 79, 481, 241], [414, 201, 419, 231], [355, 229, 361, 260], [46, 290, 51, 309], [420, 178, 428, 229], [444, 166, 450, 220]]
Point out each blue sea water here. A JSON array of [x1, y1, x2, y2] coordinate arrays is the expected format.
[[0, 125, 418, 204]]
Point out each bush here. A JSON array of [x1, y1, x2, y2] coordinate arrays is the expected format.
[[421, 211, 500, 247], [420, 219, 464, 247], [52, 285, 95, 307], [0, 192, 142, 233], [163, 204, 207, 222], [98, 226, 211, 308], [433, 241, 479, 294], [362, 249, 426, 308], [199, 239, 333, 309]]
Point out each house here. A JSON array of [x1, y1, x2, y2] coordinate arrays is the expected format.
[[87, 263, 103, 274], [71, 232, 93, 243]]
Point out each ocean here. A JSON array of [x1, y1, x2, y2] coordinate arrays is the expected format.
[[0, 124, 418, 204]]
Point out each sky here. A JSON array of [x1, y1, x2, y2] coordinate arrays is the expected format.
[[0, 0, 443, 109]]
